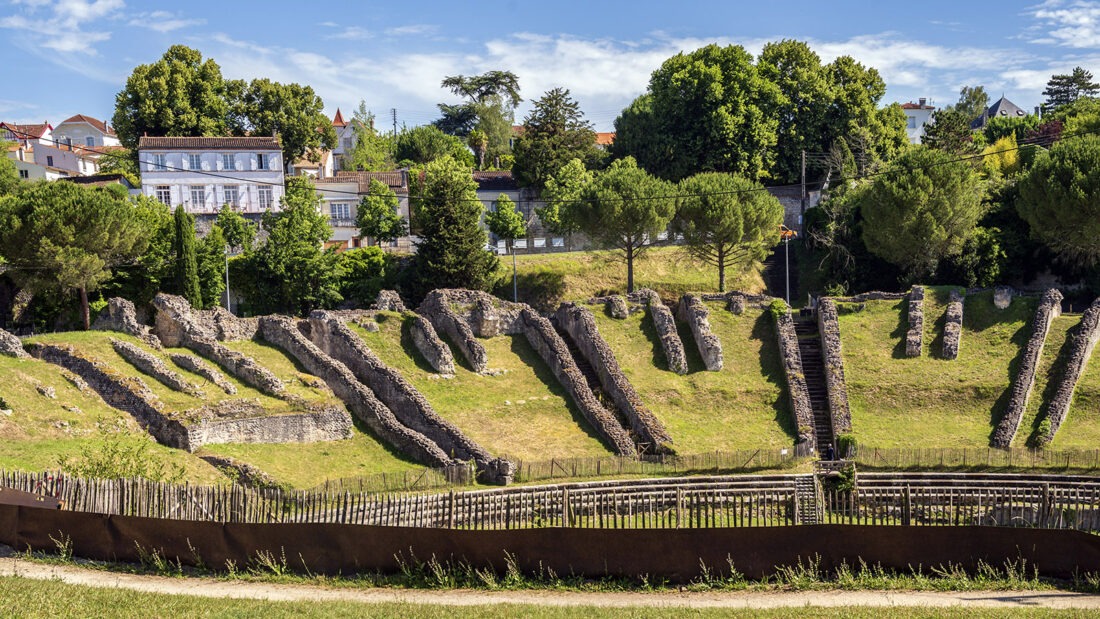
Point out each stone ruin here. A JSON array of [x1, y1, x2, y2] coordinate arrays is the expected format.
[[994, 286, 1014, 310], [0, 326, 28, 359], [1040, 297, 1100, 444], [817, 299, 853, 437], [992, 288, 1063, 448], [942, 290, 964, 361], [607, 295, 629, 319], [905, 286, 924, 358], [408, 315, 455, 375], [630, 289, 687, 375], [677, 294, 723, 371], [773, 309, 816, 449], [92, 297, 162, 349], [372, 290, 408, 312]]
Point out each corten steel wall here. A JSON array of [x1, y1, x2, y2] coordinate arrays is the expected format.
[[3, 504, 1100, 581]]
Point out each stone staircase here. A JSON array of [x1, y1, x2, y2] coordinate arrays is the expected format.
[[794, 474, 820, 524], [762, 242, 799, 303], [795, 318, 834, 454]]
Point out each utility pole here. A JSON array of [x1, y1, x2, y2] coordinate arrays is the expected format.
[[391, 108, 398, 160], [800, 149, 807, 245], [224, 248, 231, 315]]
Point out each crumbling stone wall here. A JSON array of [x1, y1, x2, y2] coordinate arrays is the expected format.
[[677, 294, 723, 371], [607, 295, 629, 319], [634, 289, 687, 375], [520, 307, 636, 456], [906, 286, 924, 358], [205, 307, 259, 341], [199, 454, 280, 489], [831, 291, 909, 303], [409, 315, 455, 375], [995, 286, 1014, 310], [185, 403, 352, 450], [418, 290, 489, 373], [92, 298, 161, 348], [254, 315, 456, 469], [774, 310, 816, 449], [943, 290, 965, 361], [305, 311, 512, 483], [151, 294, 258, 345], [111, 338, 201, 396], [372, 290, 407, 312], [1040, 297, 1100, 444], [184, 338, 286, 398], [555, 302, 672, 453], [992, 288, 1063, 448], [817, 299, 852, 436], [0, 327, 27, 359], [727, 294, 746, 315], [170, 353, 237, 395]]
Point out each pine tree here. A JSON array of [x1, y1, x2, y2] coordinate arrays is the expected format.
[[173, 205, 202, 308]]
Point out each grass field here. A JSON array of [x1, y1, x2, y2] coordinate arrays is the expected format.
[[503, 246, 765, 310], [1015, 315, 1079, 448], [1053, 323, 1100, 449], [591, 302, 797, 453], [840, 288, 1035, 449], [349, 312, 612, 461]]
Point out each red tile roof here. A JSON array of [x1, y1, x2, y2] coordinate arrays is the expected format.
[[1, 122, 51, 139], [900, 102, 935, 110], [332, 109, 347, 127], [595, 132, 615, 146], [58, 114, 116, 136], [326, 170, 407, 193], [137, 136, 282, 150]]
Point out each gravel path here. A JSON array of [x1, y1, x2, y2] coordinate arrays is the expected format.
[[3, 552, 1100, 609]]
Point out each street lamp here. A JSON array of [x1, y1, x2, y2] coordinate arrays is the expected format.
[[779, 225, 798, 306]]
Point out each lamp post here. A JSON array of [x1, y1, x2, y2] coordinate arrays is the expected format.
[[224, 247, 231, 314], [779, 225, 798, 306]]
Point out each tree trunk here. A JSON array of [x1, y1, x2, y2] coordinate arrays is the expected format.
[[718, 247, 726, 293], [626, 245, 635, 293], [79, 286, 90, 331]]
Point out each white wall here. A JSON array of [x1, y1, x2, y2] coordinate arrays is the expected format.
[[138, 149, 285, 214]]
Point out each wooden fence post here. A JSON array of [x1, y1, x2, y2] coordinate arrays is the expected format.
[[562, 487, 570, 527]]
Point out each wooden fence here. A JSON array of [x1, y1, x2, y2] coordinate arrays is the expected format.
[[5, 469, 1100, 533], [853, 447, 1100, 471], [508, 448, 805, 483]]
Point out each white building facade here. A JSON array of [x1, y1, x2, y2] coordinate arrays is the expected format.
[[315, 170, 414, 252], [53, 114, 121, 149], [901, 99, 936, 144], [137, 136, 284, 214]]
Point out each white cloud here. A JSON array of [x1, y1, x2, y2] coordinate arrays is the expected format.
[[324, 25, 371, 40], [0, 0, 123, 55], [128, 11, 205, 33], [385, 24, 438, 36], [1030, 0, 1100, 47]]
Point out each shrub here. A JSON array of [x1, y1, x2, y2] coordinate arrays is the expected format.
[[768, 298, 788, 321], [836, 433, 858, 458]]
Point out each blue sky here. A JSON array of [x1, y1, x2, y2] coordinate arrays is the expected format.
[[2, 0, 1100, 131]]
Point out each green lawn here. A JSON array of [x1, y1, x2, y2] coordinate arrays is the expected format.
[[503, 246, 765, 310], [349, 312, 612, 461], [1049, 316, 1100, 450], [1015, 315, 1079, 448], [840, 288, 1035, 448], [591, 302, 796, 454]]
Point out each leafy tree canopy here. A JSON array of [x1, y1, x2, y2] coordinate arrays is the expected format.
[[232, 78, 337, 165], [921, 108, 978, 155], [1043, 66, 1100, 111], [343, 101, 395, 172], [216, 205, 256, 254], [485, 193, 527, 247], [944, 85, 990, 123], [512, 88, 599, 191], [395, 125, 474, 168], [860, 146, 985, 282], [1017, 135, 1100, 267], [537, 158, 592, 237], [436, 71, 521, 167], [0, 154, 17, 197], [673, 173, 784, 292], [337, 246, 389, 306], [356, 178, 407, 245]]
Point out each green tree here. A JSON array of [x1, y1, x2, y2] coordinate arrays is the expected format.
[[344, 101, 395, 171], [395, 125, 474, 167], [408, 156, 497, 299], [485, 194, 527, 301], [173, 205, 202, 308], [101, 195, 173, 306], [232, 78, 337, 167], [196, 225, 227, 309], [237, 177, 342, 314], [949, 85, 990, 123], [673, 173, 784, 292], [537, 158, 592, 237], [112, 45, 232, 150], [337, 246, 389, 306], [569, 157, 676, 292], [921, 108, 977, 155], [613, 44, 782, 181], [512, 88, 598, 191], [1043, 66, 1100, 112], [438, 71, 521, 166], [356, 179, 407, 246], [466, 129, 488, 169], [215, 205, 256, 254], [1017, 135, 1100, 266], [860, 147, 985, 281], [0, 155, 17, 196], [95, 148, 140, 186], [822, 56, 909, 171], [0, 182, 153, 329], [982, 114, 1040, 144]]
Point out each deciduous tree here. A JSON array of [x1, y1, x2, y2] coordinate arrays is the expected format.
[[673, 173, 784, 292], [233, 78, 337, 167], [343, 101, 395, 171], [356, 179, 407, 246], [537, 158, 592, 237], [395, 125, 473, 167]]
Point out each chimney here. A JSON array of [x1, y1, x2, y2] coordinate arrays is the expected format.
[[918, 97, 927, 107]]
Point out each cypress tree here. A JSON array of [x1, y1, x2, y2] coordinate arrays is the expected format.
[[174, 205, 202, 308]]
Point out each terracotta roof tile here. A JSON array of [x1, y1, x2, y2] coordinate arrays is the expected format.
[[1, 122, 51, 139], [58, 114, 116, 136], [327, 170, 407, 193], [595, 132, 615, 146], [332, 109, 347, 127], [137, 136, 281, 150]]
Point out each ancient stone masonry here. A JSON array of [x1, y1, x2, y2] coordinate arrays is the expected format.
[[520, 307, 637, 456], [906, 286, 924, 358], [677, 294, 724, 371], [832, 291, 909, 303], [254, 315, 456, 470], [418, 290, 489, 373], [817, 299, 853, 436], [774, 311, 816, 449], [199, 454, 280, 489], [92, 298, 161, 348], [0, 327, 28, 359], [992, 288, 1063, 448], [409, 315, 456, 375], [205, 307, 259, 341], [555, 302, 673, 453], [1040, 297, 1100, 444], [607, 295, 629, 319], [727, 294, 746, 315], [152, 294, 285, 398], [170, 353, 237, 395], [372, 290, 408, 312], [995, 286, 1014, 310], [943, 291, 965, 361], [634, 289, 688, 375], [306, 311, 513, 483], [111, 338, 201, 397], [183, 400, 352, 450]]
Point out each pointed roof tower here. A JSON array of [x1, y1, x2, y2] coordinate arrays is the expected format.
[[332, 109, 347, 128]]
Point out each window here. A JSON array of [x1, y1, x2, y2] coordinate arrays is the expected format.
[[151, 153, 167, 170], [188, 154, 202, 170], [552, 237, 564, 248], [342, 138, 353, 151], [257, 185, 273, 210], [514, 238, 528, 249], [330, 202, 351, 221], [907, 116, 917, 129], [223, 185, 239, 207], [85, 136, 95, 147], [155, 185, 171, 206], [46, 155, 53, 167], [18, 169, 28, 179], [256, 153, 268, 170], [533, 237, 546, 248], [189, 185, 205, 207], [222, 154, 236, 170]]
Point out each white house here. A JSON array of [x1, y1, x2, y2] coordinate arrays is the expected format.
[[901, 98, 936, 144], [137, 136, 284, 214], [315, 170, 413, 252], [52, 114, 120, 149], [330, 109, 357, 172]]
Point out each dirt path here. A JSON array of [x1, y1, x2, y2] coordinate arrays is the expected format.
[[3, 553, 1100, 609]]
